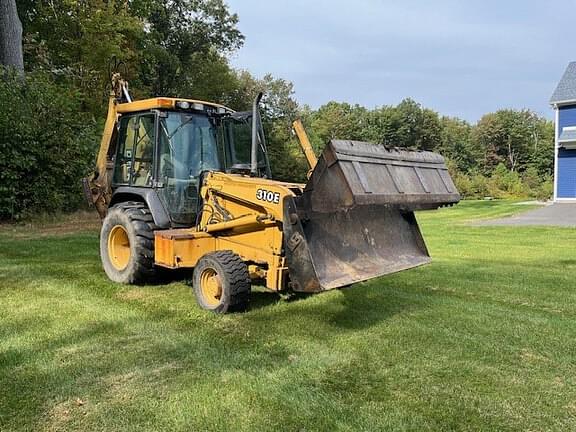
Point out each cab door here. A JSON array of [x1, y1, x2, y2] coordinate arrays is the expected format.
[[113, 113, 156, 188]]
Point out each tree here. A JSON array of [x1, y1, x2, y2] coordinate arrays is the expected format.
[[0, 0, 24, 73], [134, 0, 244, 96], [526, 115, 554, 177], [473, 109, 553, 175], [18, 0, 145, 114], [308, 101, 368, 150], [363, 105, 401, 145], [439, 116, 479, 173], [393, 99, 442, 150], [18, 0, 244, 114]]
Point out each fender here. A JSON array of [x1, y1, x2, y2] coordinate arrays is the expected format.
[[110, 187, 171, 229]]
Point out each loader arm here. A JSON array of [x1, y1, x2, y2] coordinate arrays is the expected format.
[[154, 171, 304, 291], [292, 119, 318, 175]]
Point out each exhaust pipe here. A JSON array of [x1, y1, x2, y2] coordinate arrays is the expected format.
[[250, 92, 264, 176]]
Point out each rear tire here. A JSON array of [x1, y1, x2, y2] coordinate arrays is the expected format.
[[100, 201, 157, 284], [193, 251, 251, 313]]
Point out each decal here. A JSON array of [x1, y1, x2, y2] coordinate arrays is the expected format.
[[256, 188, 280, 204]]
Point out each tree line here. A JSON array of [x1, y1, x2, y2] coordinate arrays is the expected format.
[[300, 100, 554, 199], [0, 0, 554, 219]]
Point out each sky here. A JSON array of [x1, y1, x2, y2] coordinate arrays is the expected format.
[[225, 0, 576, 123]]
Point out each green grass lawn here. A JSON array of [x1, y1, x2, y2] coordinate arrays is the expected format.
[[1, 201, 575, 431]]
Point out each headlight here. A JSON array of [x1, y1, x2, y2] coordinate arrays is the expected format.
[[176, 101, 191, 109]]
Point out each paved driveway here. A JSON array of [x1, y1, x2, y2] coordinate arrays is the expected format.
[[475, 203, 576, 227]]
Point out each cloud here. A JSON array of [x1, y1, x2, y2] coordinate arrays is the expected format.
[[227, 0, 574, 121]]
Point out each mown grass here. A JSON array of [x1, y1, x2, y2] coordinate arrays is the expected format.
[[1, 200, 575, 431]]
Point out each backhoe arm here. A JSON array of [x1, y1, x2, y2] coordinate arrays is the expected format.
[[83, 73, 129, 218]]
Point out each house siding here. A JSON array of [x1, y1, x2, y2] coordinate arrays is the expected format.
[[558, 106, 576, 137], [557, 148, 576, 198], [552, 63, 576, 201], [556, 105, 576, 199]]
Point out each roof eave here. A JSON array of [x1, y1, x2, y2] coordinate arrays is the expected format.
[[551, 99, 576, 108]]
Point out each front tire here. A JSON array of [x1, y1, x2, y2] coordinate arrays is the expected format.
[[193, 251, 251, 313], [100, 201, 157, 284]]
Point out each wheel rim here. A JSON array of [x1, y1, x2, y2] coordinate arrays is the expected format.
[[108, 225, 131, 271], [200, 268, 222, 307]]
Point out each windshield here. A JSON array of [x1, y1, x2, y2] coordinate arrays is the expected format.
[[159, 112, 222, 179]]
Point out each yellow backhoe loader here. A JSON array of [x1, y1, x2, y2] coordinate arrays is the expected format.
[[84, 74, 460, 313]]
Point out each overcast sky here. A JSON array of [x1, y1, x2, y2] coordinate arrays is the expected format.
[[225, 0, 575, 122]]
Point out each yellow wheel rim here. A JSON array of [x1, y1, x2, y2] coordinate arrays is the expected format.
[[200, 268, 222, 307], [108, 225, 131, 270]]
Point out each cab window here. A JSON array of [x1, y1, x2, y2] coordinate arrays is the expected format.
[[113, 114, 155, 186]]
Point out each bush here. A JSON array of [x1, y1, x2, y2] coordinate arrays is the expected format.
[[0, 70, 99, 220], [450, 164, 552, 201], [522, 166, 541, 192], [470, 172, 489, 197], [452, 171, 473, 197], [535, 176, 553, 201]]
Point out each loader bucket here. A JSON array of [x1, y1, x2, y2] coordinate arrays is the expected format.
[[283, 140, 460, 293]]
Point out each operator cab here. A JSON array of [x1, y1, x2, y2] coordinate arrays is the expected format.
[[110, 99, 270, 226]]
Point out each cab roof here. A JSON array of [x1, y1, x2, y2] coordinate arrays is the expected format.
[[115, 97, 234, 114]]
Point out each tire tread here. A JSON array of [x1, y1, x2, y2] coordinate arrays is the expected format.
[[101, 201, 157, 284], [193, 250, 251, 313]]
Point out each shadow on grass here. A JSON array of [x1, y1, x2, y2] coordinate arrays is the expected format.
[[151, 267, 193, 285], [249, 290, 282, 310], [0, 310, 300, 430], [329, 283, 416, 330], [0, 321, 127, 430]]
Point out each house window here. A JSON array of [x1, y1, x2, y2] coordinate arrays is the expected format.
[[559, 126, 576, 149]]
